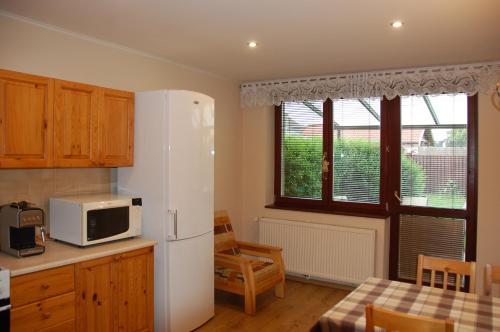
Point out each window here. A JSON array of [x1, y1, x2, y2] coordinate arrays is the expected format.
[[274, 97, 387, 215], [273, 93, 478, 285], [394, 93, 475, 284], [280, 101, 324, 200], [273, 94, 477, 216], [332, 98, 381, 204], [400, 94, 468, 209]]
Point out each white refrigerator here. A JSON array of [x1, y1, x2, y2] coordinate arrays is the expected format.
[[117, 90, 214, 332]]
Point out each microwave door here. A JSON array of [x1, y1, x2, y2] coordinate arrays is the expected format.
[[86, 207, 130, 242]]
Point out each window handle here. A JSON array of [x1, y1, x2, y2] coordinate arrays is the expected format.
[[394, 190, 402, 203], [322, 152, 329, 173], [322, 152, 329, 180]]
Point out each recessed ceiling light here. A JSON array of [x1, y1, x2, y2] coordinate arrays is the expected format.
[[390, 20, 404, 29], [248, 41, 257, 48]]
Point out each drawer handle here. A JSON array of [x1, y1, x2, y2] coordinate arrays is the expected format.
[[41, 284, 50, 290], [42, 312, 51, 320]]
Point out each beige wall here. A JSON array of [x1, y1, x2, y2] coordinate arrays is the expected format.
[[240, 93, 500, 290], [476, 92, 500, 292], [0, 15, 242, 231]]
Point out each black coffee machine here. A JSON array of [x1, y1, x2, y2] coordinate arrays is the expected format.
[[0, 201, 46, 257]]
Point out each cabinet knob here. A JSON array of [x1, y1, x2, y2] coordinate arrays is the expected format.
[[42, 312, 51, 319], [41, 284, 50, 290]]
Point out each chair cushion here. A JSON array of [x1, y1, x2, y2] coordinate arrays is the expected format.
[[215, 261, 276, 284]]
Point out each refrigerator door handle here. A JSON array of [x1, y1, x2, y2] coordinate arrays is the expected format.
[[168, 209, 178, 240]]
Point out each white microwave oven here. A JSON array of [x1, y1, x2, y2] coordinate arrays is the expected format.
[[49, 194, 142, 246]]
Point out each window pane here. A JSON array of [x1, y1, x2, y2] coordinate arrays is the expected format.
[[400, 94, 467, 209], [401, 96, 436, 125], [428, 94, 467, 125], [398, 215, 466, 281], [332, 98, 381, 204], [281, 101, 323, 199]]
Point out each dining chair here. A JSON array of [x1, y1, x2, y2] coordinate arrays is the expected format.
[[416, 254, 476, 293], [365, 304, 454, 332], [484, 264, 500, 296]]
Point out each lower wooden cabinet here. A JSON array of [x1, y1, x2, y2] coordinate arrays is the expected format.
[[10, 246, 154, 332], [114, 248, 154, 331], [75, 255, 114, 332]]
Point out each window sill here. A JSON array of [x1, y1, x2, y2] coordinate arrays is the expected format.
[[265, 203, 390, 219]]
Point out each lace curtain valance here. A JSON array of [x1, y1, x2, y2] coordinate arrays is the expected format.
[[240, 61, 500, 108]]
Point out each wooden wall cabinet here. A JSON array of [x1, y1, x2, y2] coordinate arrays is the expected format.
[[97, 88, 134, 167], [0, 69, 134, 168], [0, 69, 53, 168], [10, 246, 154, 332], [53, 80, 99, 167]]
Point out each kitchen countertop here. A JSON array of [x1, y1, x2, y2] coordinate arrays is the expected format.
[[0, 237, 157, 276]]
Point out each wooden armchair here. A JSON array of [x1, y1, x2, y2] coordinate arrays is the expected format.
[[214, 210, 285, 315]]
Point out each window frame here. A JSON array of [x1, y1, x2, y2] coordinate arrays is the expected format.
[[387, 94, 478, 282], [271, 97, 390, 217], [271, 94, 478, 286], [271, 95, 477, 224]]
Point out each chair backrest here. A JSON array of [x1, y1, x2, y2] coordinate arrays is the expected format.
[[214, 210, 240, 255], [416, 254, 476, 293], [365, 304, 454, 332], [484, 264, 500, 296]]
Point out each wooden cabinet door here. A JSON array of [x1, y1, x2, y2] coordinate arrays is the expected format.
[[75, 256, 114, 332], [0, 69, 53, 168], [54, 80, 98, 167], [113, 247, 154, 332], [97, 88, 134, 166]]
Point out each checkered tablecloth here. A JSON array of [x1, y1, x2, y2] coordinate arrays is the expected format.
[[314, 277, 500, 332]]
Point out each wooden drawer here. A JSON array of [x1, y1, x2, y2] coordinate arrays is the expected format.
[[11, 292, 75, 332], [11, 265, 74, 307]]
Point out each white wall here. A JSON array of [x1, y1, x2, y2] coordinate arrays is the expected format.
[[0, 14, 243, 232]]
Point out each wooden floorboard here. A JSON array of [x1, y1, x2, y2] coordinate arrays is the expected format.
[[195, 279, 352, 332]]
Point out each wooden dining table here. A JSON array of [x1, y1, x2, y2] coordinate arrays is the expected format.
[[312, 277, 500, 332]]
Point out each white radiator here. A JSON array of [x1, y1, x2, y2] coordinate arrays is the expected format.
[[259, 218, 376, 285]]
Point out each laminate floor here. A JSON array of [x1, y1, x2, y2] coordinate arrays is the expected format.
[[195, 279, 352, 332]]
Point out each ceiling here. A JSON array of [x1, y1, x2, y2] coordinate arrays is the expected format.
[[1, 0, 499, 82]]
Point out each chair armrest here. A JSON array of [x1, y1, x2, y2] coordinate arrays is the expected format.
[[236, 241, 282, 254], [237, 241, 282, 260], [215, 252, 251, 271]]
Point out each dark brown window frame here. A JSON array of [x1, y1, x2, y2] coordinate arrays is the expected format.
[[387, 95, 478, 283], [269, 95, 477, 227], [269, 94, 478, 285], [269, 97, 390, 218]]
